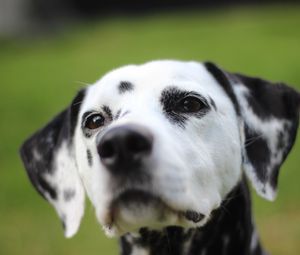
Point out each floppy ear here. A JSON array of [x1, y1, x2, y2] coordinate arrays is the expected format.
[[205, 62, 300, 201], [20, 89, 86, 237]]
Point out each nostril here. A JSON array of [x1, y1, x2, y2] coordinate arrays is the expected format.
[[126, 134, 152, 155], [99, 140, 116, 159]]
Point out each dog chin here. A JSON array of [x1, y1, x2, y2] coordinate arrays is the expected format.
[[100, 189, 208, 237]]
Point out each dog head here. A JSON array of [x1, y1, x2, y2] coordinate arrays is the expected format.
[[20, 60, 300, 237]]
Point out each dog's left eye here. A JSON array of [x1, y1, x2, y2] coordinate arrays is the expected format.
[[175, 96, 206, 113], [84, 114, 105, 130]]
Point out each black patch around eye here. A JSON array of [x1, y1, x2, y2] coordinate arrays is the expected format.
[[87, 149, 93, 166], [119, 81, 134, 94], [160, 86, 209, 128]]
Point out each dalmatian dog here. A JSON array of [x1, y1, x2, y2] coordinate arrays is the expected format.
[[20, 60, 300, 255]]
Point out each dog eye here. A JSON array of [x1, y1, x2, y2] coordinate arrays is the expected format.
[[84, 114, 105, 130], [175, 96, 206, 113]]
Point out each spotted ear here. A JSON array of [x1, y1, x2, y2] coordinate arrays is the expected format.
[[205, 62, 300, 201], [20, 89, 86, 237]]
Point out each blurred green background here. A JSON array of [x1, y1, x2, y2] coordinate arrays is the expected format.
[[0, 4, 300, 255]]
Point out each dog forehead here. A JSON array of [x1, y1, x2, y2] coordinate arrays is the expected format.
[[82, 60, 229, 110], [97, 60, 218, 88]]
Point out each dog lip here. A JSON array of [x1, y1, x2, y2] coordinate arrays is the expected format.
[[184, 210, 205, 223], [110, 189, 173, 211], [108, 189, 205, 224]]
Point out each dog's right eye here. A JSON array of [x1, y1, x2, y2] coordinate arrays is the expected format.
[[84, 114, 105, 130]]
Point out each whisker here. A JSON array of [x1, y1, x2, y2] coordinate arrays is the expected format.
[[75, 80, 92, 86], [220, 204, 231, 217], [72, 100, 83, 106], [245, 134, 264, 147]]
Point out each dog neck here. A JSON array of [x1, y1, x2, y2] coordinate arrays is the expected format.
[[119, 179, 266, 255]]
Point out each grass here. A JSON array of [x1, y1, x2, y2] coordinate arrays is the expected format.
[[0, 4, 300, 255]]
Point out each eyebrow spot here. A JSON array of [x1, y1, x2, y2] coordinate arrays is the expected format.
[[119, 81, 134, 94], [102, 105, 113, 120], [209, 97, 217, 110], [115, 109, 122, 120]]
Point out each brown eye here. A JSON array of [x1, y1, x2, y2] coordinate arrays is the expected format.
[[84, 114, 104, 130], [175, 96, 206, 113]]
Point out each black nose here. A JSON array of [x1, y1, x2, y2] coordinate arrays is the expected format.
[[98, 125, 153, 173]]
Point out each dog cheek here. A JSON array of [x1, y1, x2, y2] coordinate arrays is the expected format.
[[80, 160, 112, 224], [209, 116, 242, 197]]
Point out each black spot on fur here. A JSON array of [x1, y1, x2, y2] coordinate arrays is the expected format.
[[37, 174, 57, 199], [136, 227, 184, 255], [269, 163, 281, 189], [70, 89, 86, 137], [102, 105, 113, 121], [63, 189, 76, 202], [209, 97, 217, 110], [119, 81, 134, 94], [277, 131, 285, 151], [120, 235, 133, 255], [204, 62, 240, 115], [83, 132, 92, 138], [115, 109, 121, 120], [61, 214, 66, 230], [244, 125, 271, 183], [87, 149, 93, 166]]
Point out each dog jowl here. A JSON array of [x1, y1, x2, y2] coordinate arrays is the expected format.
[[20, 60, 300, 255]]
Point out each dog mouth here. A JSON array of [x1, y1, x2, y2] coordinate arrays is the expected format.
[[103, 189, 205, 235]]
